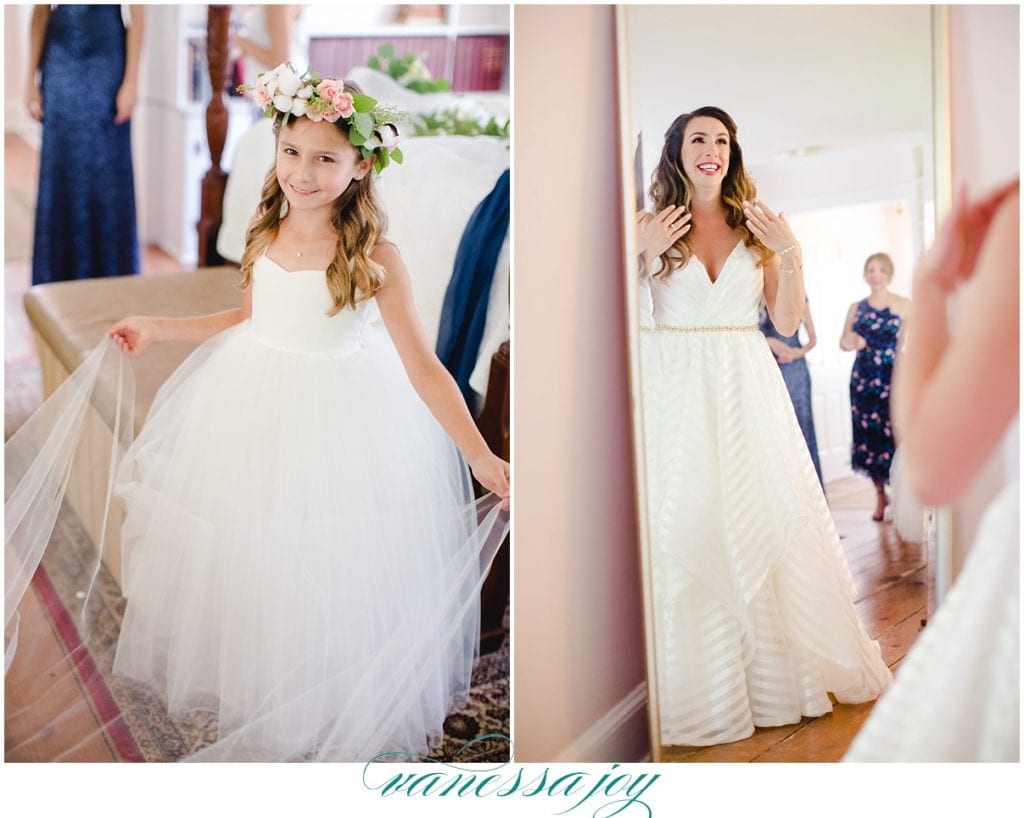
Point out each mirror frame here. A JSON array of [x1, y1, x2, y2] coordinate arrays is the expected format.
[[614, 3, 663, 763], [615, 4, 954, 762]]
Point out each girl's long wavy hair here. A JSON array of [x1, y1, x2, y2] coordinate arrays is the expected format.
[[238, 80, 388, 314], [648, 106, 771, 279]]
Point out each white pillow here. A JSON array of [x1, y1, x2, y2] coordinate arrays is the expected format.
[[376, 134, 508, 342]]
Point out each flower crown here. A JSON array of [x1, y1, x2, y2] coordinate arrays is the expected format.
[[238, 63, 405, 174]]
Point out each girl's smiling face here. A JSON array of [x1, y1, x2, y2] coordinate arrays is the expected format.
[[276, 117, 372, 215]]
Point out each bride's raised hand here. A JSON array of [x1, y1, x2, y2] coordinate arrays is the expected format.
[[108, 316, 159, 356], [742, 199, 798, 255], [636, 205, 691, 259], [468, 452, 511, 510]]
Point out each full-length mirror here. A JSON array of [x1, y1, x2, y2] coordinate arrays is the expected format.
[[618, 5, 945, 761]]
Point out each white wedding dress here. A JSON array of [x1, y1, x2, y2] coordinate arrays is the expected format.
[[6, 254, 507, 761], [640, 241, 893, 747]]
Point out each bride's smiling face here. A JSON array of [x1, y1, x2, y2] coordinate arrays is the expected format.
[[276, 118, 372, 214], [680, 116, 731, 189]]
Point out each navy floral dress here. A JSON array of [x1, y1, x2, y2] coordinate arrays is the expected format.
[[850, 299, 901, 483]]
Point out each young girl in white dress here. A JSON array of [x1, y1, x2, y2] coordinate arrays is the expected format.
[[6, 66, 510, 762], [636, 106, 892, 747]]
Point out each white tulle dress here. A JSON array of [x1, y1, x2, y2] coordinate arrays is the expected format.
[[640, 241, 893, 747], [5, 253, 507, 762]]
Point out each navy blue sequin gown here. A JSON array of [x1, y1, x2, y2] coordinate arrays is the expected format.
[[32, 5, 138, 285], [759, 311, 824, 487], [849, 299, 901, 483]]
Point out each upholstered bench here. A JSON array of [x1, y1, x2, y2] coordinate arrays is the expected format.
[[24, 267, 242, 582]]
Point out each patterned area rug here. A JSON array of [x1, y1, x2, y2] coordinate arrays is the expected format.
[[27, 501, 510, 762]]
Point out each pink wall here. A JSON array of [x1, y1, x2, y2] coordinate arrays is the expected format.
[[947, 5, 1020, 575], [513, 5, 649, 761], [949, 5, 1019, 195]]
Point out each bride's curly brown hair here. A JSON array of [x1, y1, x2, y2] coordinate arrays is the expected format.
[[238, 79, 388, 315], [648, 106, 771, 279]]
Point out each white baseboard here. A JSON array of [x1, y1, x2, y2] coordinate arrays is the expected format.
[[555, 682, 650, 763]]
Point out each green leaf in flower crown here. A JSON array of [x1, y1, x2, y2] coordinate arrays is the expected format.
[[360, 146, 372, 161], [351, 94, 377, 114], [348, 128, 367, 147], [390, 147, 404, 165], [352, 112, 374, 138], [379, 150, 390, 171]]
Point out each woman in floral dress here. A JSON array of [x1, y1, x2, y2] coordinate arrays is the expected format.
[[840, 253, 910, 520]]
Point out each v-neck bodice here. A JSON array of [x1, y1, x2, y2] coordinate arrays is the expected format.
[[646, 241, 762, 327]]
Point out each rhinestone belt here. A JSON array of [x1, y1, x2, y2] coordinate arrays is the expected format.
[[640, 323, 759, 334]]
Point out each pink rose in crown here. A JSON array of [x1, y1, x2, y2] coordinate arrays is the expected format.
[[333, 93, 355, 118], [317, 79, 355, 118], [252, 78, 272, 109]]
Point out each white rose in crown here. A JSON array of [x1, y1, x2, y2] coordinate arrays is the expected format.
[[273, 64, 303, 97], [364, 123, 400, 151], [272, 94, 294, 113]]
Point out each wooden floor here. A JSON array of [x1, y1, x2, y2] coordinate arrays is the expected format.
[[660, 477, 928, 762]]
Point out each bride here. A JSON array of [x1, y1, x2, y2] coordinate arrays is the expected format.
[[636, 106, 892, 747]]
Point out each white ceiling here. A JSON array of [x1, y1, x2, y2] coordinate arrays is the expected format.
[[625, 5, 933, 177]]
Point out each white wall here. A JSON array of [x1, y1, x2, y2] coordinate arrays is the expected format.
[[514, 5, 649, 763], [626, 5, 932, 188], [947, 4, 1020, 577]]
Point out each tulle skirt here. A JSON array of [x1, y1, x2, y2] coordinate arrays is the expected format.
[[641, 329, 892, 746], [6, 322, 508, 761]]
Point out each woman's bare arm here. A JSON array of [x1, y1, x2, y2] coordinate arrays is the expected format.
[[894, 191, 1019, 504], [840, 301, 866, 351], [374, 244, 510, 504]]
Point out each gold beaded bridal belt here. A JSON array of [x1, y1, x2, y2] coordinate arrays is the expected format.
[[640, 323, 759, 334]]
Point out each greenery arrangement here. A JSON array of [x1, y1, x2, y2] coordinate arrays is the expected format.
[[366, 44, 509, 141], [412, 109, 510, 140], [367, 44, 451, 94]]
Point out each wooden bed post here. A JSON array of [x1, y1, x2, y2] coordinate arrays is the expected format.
[[197, 5, 231, 267]]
